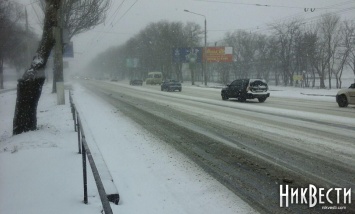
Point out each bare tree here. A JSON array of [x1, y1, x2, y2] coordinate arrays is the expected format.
[[271, 19, 302, 86], [37, 0, 111, 91], [223, 30, 258, 79], [346, 21, 355, 78], [254, 34, 278, 82], [332, 20, 354, 88], [306, 23, 330, 88], [302, 30, 318, 87], [38, 0, 110, 39], [12, 0, 112, 135], [127, 21, 200, 83], [87, 21, 201, 84], [13, 0, 61, 135], [319, 13, 340, 89]]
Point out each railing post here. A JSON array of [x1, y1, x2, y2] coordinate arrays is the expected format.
[[69, 91, 77, 132], [73, 108, 77, 132], [77, 116, 81, 154], [82, 137, 88, 204]]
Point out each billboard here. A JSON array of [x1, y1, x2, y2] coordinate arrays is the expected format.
[[204, 47, 233, 62], [172, 47, 203, 63], [293, 75, 303, 81], [173, 47, 233, 63], [126, 58, 139, 68]]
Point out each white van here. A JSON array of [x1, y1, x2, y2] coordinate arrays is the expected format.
[[146, 72, 163, 85]]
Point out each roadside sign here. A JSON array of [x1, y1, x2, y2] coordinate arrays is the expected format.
[[293, 75, 303, 81], [204, 47, 233, 62], [172, 47, 203, 63], [126, 58, 139, 68]]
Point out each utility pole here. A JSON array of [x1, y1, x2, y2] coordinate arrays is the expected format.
[[328, 35, 332, 89], [184, 9, 208, 86], [25, 8, 32, 69], [54, 1, 65, 104], [204, 17, 207, 86]]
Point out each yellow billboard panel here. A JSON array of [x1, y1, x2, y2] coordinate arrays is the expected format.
[[204, 47, 233, 62]]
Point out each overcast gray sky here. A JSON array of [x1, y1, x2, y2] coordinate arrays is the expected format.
[[14, 0, 355, 71]]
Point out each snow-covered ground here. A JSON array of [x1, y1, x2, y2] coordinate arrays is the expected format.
[[0, 75, 353, 213]]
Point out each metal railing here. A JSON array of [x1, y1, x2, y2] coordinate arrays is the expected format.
[[69, 90, 120, 213]]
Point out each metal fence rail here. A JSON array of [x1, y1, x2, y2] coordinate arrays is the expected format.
[[69, 90, 120, 213]]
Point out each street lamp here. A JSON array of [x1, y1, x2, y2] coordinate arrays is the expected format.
[[184, 9, 207, 86]]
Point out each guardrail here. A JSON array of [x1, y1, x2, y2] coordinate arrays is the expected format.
[[69, 90, 120, 213]]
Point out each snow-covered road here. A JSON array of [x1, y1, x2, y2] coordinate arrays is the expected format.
[[72, 83, 257, 214], [80, 80, 355, 213]]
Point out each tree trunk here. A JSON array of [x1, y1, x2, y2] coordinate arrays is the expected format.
[[328, 68, 332, 89], [335, 74, 339, 89], [289, 74, 294, 87], [283, 72, 288, 86], [275, 71, 279, 86], [319, 76, 326, 88], [174, 63, 182, 82], [311, 67, 315, 87], [179, 64, 183, 83], [190, 68, 195, 85], [13, 78, 45, 134], [13, 0, 60, 135], [189, 63, 195, 85]]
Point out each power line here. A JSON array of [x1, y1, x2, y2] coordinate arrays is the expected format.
[[112, 0, 139, 27], [210, 0, 355, 43], [9, 0, 40, 7], [192, 0, 346, 10], [78, 0, 130, 57], [91, 30, 133, 35], [253, 5, 355, 34], [80, 0, 139, 58], [209, 0, 355, 36], [108, 0, 127, 26]]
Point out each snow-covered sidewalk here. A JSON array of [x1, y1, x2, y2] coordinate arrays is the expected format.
[[0, 84, 104, 214], [0, 83, 256, 214]]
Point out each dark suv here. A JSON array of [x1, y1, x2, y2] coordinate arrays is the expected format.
[[221, 79, 270, 102], [130, 79, 143, 86], [161, 79, 182, 92]]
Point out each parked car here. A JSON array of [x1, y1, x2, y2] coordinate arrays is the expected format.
[[221, 79, 270, 102], [130, 79, 143, 86], [146, 72, 163, 85], [336, 83, 355, 107], [161, 79, 182, 92]]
